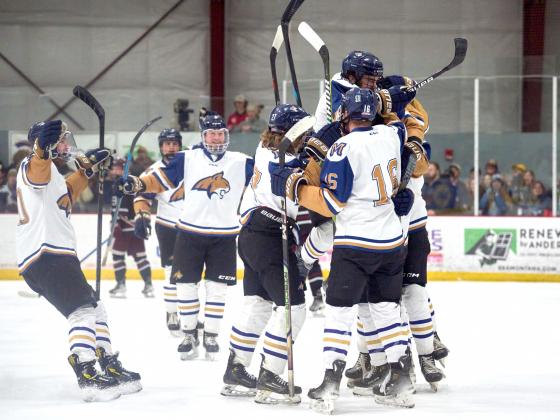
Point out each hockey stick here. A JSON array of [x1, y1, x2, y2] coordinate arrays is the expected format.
[[73, 86, 105, 300], [277, 114, 315, 397], [281, 0, 305, 107], [298, 22, 332, 122], [406, 38, 468, 93], [81, 237, 110, 264], [270, 25, 284, 105], [102, 115, 162, 266]]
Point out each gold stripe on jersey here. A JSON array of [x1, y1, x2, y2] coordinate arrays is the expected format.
[[140, 173, 166, 194], [298, 185, 336, 218], [19, 247, 77, 273], [404, 99, 429, 141], [65, 171, 88, 203], [333, 236, 404, 251], [25, 155, 51, 186]]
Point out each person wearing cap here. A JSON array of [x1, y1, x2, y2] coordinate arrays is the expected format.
[[509, 163, 528, 211], [231, 103, 267, 134], [227, 94, 248, 130], [484, 159, 500, 177], [480, 174, 513, 216]]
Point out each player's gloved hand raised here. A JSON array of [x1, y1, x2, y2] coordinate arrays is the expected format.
[[377, 86, 416, 118], [134, 211, 151, 240], [304, 122, 343, 162], [270, 166, 307, 202], [392, 188, 414, 217], [115, 175, 146, 197], [33, 120, 63, 159], [377, 75, 415, 90], [75, 148, 112, 178]]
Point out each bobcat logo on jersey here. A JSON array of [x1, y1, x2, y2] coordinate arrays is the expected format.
[[192, 172, 231, 199], [170, 183, 184, 202], [56, 193, 72, 217]]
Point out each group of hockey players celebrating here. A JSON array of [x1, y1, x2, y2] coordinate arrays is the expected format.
[[16, 47, 449, 411]]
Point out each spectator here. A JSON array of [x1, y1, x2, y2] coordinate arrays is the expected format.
[[509, 163, 527, 206], [226, 94, 248, 130], [514, 169, 536, 215], [479, 174, 513, 216], [527, 181, 552, 216], [231, 103, 267, 133], [0, 169, 18, 212], [484, 159, 500, 177], [130, 146, 153, 175], [422, 162, 452, 214], [446, 163, 470, 212]]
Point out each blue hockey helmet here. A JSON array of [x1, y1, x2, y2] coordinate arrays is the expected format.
[[199, 112, 229, 155], [340, 87, 378, 122], [158, 128, 182, 147], [341, 51, 383, 84], [268, 104, 310, 134]]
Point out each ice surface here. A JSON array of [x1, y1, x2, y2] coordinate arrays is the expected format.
[[1, 280, 560, 419]]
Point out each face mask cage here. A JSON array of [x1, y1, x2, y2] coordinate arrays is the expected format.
[[202, 128, 230, 155]]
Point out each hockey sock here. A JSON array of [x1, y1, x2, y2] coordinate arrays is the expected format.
[[176, 282, 199, 331], [262, 303, 306, 375], [67, 304, 97, 362], [308, 261, 323, 296], [163, 266, 177, 314], [204, 280, 227, 335], [229, 295, 272, 367], [428, 294, 437, 331], [112, 251, 126, 284], [94, 302, 113, 354], [356, 304, 369, 354], [403, 284, 434, 355], [369, 302, 409, 364], [301, 220, 334, 266], [357, 303, 388, 366], [322, 304, 353, 370], [134, 252, 152, 285]]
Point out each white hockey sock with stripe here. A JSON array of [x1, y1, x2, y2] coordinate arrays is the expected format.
[[204, 280, 227, 335], [67, 305, 97, 362], [358, 302, 388, 366], [176, 283, 199, 331], [403, 284, 434, 355], [94, 301, 112, 354], [322, 304, 354, 370], [163, 266, 177, 313], [369, 302, 409, 364]]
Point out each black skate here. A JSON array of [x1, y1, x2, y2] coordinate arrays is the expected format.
[[141, 283, 155, 298], [419, 353, 445, 392], [345, 352, 371, 388], [308, 360, 346, 414], [433, 332, 449, 367], [68, 354, 120, 402], [309, 290, 325, 316], [221, 349, 257, 397], [197, 320, 204, 331], [96, 347, 142, 395], [373, 354, 415, 408], [178, 329, 199, 360], [254, 365, 302, 405], [166, 312, 181, 337], [203, 331, 219, 361], [109, 282, 126, 299], [352, 363, 390, 397]]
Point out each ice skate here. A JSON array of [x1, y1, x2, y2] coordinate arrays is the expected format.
[[166, 312, 181, 337], [308, 360, 346, 415], [197, 320, 204, 331], [309, 290, 325, 317], [345, 352, 371, 388], [96, 347, 142, 395], [352, 363, 389, 396], [419, 352, 444, 392], [68, 354, 121, 402], [177, 329, 199, 360], [203, 331, 219, 361], [373, 354, 415, 408], [433, 332, 449, 367], [109, 282, 126, 299], [221, 349, 257, 397], [141, 283, 155, 298], [254, 365, 302, 405]]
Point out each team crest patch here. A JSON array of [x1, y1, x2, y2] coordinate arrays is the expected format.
[[57, 193, 72, 217], [192, 172, 231, 199]]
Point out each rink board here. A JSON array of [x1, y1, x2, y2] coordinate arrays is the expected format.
[[1, 214, 560, 282]]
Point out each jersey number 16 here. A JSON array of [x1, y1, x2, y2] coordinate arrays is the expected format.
[[371, 158, 398, 206]]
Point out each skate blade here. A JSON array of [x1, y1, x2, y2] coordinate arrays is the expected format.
[[309, 398, 335, 415], [109, 294, 126, 299], [142, 293, 155, 298], [118, 380, 143, 395], [205, 351, 218, 361], [221, 384, 256, 397], [179, 349, 199, 361], [81, 386, 121, 402], [352, 386, 375, 397], [429, 382, 438, 392], [436, 357, 447, 368], [254, 390, 301, 405], [374, 393, 415, 408], [168, 329, 182, 338]]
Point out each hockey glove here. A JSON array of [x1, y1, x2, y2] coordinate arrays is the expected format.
[[304, 122, 343, 162], [33, 120, 63, 159], [392, 188, 414, 217], [402, 139, 429, 178], [377, 75, 415, 90], [134, 211, 152, 240], [295, 246, 313, 280], [270, 166, 307, 202], [115, 175, 146, 197], [75, 148, 113, 179], [377, 86, 416, 118]]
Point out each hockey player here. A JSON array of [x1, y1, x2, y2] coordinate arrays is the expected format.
[[16, 120, 141, 402], [133, 129, 184, 335], [108, 159, 153, 299], [271, 88, 417, 411], [118, 112, 253, 361], [221, 104, 316, 404]]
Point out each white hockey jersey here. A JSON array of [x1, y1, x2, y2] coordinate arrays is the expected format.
[[239, 142, 300, 224], [314, 72, 356, 132], [149, 148, 253, 237], [16, 156, 78, 273]]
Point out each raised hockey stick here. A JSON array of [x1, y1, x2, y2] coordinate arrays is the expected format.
[[102, 115, 162, 266], [406, 38, 468, 93], [298, 22, 332, 122], [270, 25, 284, 105], [281, 0, 305, 107], [73, 86, 105, 299], [277, 114, 315, 397]]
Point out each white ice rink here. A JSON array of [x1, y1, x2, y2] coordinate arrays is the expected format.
[[1, 279, 560, 420]]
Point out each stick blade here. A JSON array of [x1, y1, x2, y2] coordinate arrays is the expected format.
[[272, 25, 284, 51], [451, 38, 468, 67], [298, 21, 324, 52], [73, 86, 105, 119]]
